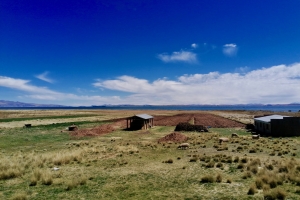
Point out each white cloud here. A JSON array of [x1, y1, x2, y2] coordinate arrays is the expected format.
[[0, 76, 120, 106], [2, 62, 300, 106], [35, 71, 55, 83], [235, 66, 250, 74], [158, 50, 197, 63], [94, 63, 300, 105], [191, 43, 198, 48], [0, 76, 58, 94], [223, 43, 238, 56]]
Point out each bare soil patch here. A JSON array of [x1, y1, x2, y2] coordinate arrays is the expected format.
[[70, 118, 127, 138], [154, 113, 244, 128], [70, 113, 245, 138], [71, 124, 115, 138]]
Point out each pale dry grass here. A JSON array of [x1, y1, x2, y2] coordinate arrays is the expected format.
[[1, 109, 300, 199]]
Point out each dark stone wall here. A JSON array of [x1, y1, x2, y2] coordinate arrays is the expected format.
[[174, 122, 208, 132]]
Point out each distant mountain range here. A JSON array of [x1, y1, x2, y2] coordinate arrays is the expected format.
[[0, 100, 65, 107], [0, 100, 299, 108]]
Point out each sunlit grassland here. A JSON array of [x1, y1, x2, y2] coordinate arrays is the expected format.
[[0, 116, 300, 199], [0, 114, 99, 123]]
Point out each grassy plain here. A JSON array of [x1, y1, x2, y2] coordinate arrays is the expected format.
[[0, 109, 300, 200]]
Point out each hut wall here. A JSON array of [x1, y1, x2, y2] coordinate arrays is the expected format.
[[255, 120, 271, 134], [129, 118, 152, 130], [271, 117, 300, 137]]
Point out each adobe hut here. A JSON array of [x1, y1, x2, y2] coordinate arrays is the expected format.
[[254, 115, 300, 137], [127, 114, 154, 130]]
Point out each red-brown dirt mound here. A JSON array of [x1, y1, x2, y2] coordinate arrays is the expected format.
[[154, 113, 244, 128], [71, 124, 115, 138], [158, 132, 188, 143], [70, 118, 127, 138]]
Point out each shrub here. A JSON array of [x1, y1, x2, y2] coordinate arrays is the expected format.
[[250, 166, 258, 174], [0, 168, 22, 180], [216, 174, 222, 183], [255, 178, 264, 189], [276, 176, 284, 185], [278, 166, 288, 173], [277, 152, 282, 156], [240, 157, 248, 163], [10, 192, 27, 200], [66, 180, 78, 191], [216, 162, 223, 168], [269, 179, 277, 188], [263, 188, 287, 200], [269, 152, 276, 156], [249, 149, 257, 153], [242, 171, 252, 179], [266, 164, 274, 170], [249, 158, 261, 167], [261, 175, 270, 184], [29, 176, 38, 186], [237, 163, 244, 169], [247, 184, 257, 195], [237, 146, 243, 150], [226, 157, 232, 163], [200, 175, 215, 183], [213, 157, 219, 162], [233, 156, 239, 163], [206, 161, 215, 168], [263, 184, 271, 191], [199, 156, 206, 161], [41, 172, 53, 186]]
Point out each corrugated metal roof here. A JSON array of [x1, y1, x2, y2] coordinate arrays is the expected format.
[[254, 115, 290, 123], [135, 114, 153, 119]]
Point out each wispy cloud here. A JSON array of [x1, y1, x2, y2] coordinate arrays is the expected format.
[[235, 66, 250, 74], [158, 50, 197, 63], [0, 76, 119, 105], [0, 76, 58, 94], [191, 43, 198, 48], [223, 43, 238, 56], [35, 71, 55, 83]]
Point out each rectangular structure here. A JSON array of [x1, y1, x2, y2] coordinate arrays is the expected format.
[[254, 115, 300, 137], [127, 114, 154, 130]]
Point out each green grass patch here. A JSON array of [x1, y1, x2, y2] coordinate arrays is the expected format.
[[210, 128, 249, 136], [0, 114, 99, 122]]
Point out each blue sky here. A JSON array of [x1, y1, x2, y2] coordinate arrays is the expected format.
[[1, 0, 300, 106]]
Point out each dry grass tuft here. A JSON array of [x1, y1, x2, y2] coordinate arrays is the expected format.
[[240, 157, 248, 163], [255, 178, 264, 189], [206, 161, 215, 168], [216, 174, 222, 183], [10, 192, 27, 200], [200, 175, 215, 183], [263, 188, 287, 200], [164, 159, 173, 164], [41, 171, 53, 185], [247, 184, 257, 195]]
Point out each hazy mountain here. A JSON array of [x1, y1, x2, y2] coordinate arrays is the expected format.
[[0, 100, 65, 107]]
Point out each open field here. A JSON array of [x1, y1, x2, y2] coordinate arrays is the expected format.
[[0, 110, 300, 199]]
